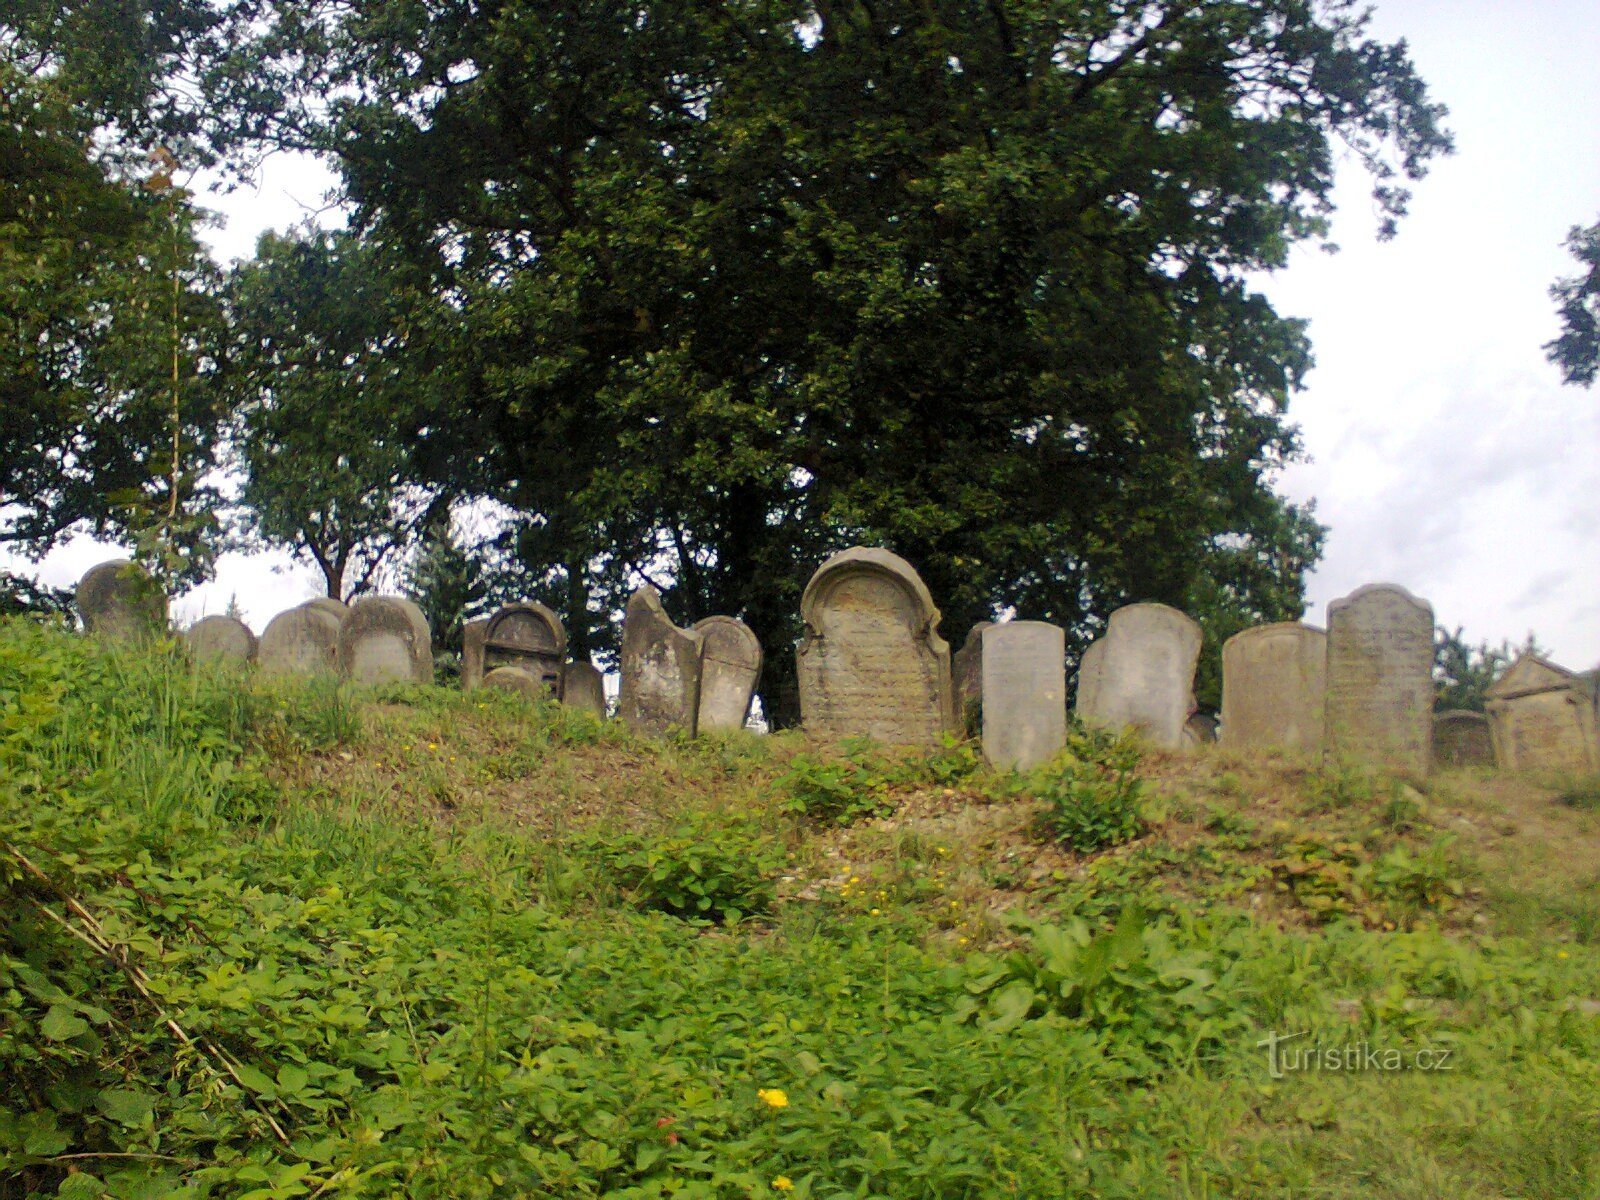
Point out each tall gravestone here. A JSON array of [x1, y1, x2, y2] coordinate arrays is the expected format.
[[951, 622, 994, 737], [482, 603, 566, 695], [338, 597, 433, 686], [1324, 584, 1433, 773], [1072, 603, 1201, 748], [1484, 654, 1600, 773], [1432, 711, 1495, 769], [258, 602, 342, 678], [981, 621, 1066, 771], [184, 615, 257, 665], [693, 616, 762, 732], [618, 585, 704, 736], [1219, 622, 1327, 753], [561, 661, 607, 718], [76, 559, 166, 643], [796, 548, 953, 746], [461, 618, 489, 691]]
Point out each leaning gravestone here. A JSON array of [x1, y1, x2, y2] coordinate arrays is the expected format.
[[1483, 654, 1600, 773], [338, 597, 433, 686], [1324, 584, 1434, 773], [951, 622, 994, 737], [561, 661, 607, 718], [1219, 623, 1328, 753], [76, 559, 166, 643], [460, 617, 489, 691], [483, 603, 566, 696], [981, 621, 1066, 771], [796, 547, 954, 746], [258, 603, 342, 678], [483, 666, 543, 699], [1432, 711, 1495, 769], [1072, 603, 1202, 749], [184, 615, 257, 665], [693, 616, 763, 731], [618, 585, 704, 736]]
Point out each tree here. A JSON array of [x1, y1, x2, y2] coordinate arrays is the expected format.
[[209, 2, 1449, 716], [1547, 217, 1599, 388], [225, 229, 448, 600], [403, 512, 490, 663], [1432, 627, 1544, 713]]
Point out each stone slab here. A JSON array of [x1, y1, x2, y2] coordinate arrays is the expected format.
[[1324, 584, 1434, 774], [483, 666, 544, 699], [338, 596, 433, 686], [1072, 603, 1202, 748], [561, 661, 607, 718], [258, 603, 342, 678], [76, 559, 167, 643], [618, 585, 703, 736], [981, 621, 1066, 771], [483, 602, 566, 694], [693, 616, 762, 731], [1485, 655, 1600, 773], [184, 615, 257, 665], [952, 622, 994, 738], [1219, 622, 1327, 754], [461, 618, 489, 691]]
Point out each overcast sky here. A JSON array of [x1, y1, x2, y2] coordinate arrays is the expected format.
[[11, 0, 1599, 669]]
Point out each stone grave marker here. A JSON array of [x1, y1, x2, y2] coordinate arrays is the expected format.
[[184, 615, 257, 665], [1324, 584, 1433, 773], [693, 616, 762, 732], [305, 597, 348, 622], [1072, 603, 1201, 748], [338, 596, 433, 686], [1432, 710, 1495, 769], [483, 602, 566, 696], [796, 547, 954, 746], [1484, 654, 1600, 773], [258, 602, 342, 678], [561, 661, 607, 718], [951, 621, 994, 737], [1219, 622, 1327, 753], [981, 621, 1066, 771], [461, 617, 489, 691], [76, 559, 166, 643], [618, 585, 704, 736], [483, 666, 543, 699]]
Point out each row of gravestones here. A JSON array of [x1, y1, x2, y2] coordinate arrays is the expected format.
[[75, 553, 1600, 775]]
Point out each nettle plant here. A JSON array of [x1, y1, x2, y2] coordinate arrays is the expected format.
[[1030, 725, 1149, 853], [580, 811, 784, 925]]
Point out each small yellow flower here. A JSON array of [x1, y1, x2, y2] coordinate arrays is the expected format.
[[1557, 950, 1569, 959], [870, 908, 880, 915], [427, 742, 439, 751], [757, 1088, 789, 1109], [773, 1178, 794, 1192]]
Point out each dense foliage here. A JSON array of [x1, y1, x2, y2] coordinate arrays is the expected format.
[[1547, 216, 1599, 388]]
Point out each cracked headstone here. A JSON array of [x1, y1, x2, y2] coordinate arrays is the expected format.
[[618, 585, 703, 736]]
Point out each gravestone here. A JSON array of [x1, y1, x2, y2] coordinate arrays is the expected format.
[[483, 666, 543, 699], [338, 596, 433, 686], [951, 622, 994, 737], [618, 585, 704, 736], [1219, 622, 1328, 753], [258, 603, 342, 678], [461, 618, 489, 691], [184, 615, 257, 665], [305, 597, 348, 622], [796, 547, 954, 746], [1182, 713, 1219, 746], [76, 559, 166, 643], [1432, 710, 1495, 769], [1484, 654, 1600, 773], [981, 621, 1066, 771], [693, 616, 762, 732], [483, 603, 566, 696], [1072, 603, 1202, 748], [561, 661, 607, 718], [1324, 584, 1434, 773]]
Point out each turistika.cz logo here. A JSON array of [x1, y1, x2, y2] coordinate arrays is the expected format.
[[1256, 1030, 1454, 1079]]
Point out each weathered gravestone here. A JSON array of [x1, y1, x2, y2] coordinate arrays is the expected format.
[[1484, 654, 1600, 773], [460, 618, 489, 691], [482, 603, 566, 696], [981, 621, 1066, 771], [1324, 584, 1433, 773], [76, 559, 166, 643], [796, 547, 954, 746], [693, 616, 762, 732], [618, 585, 704, 736], [1072, 603, 1202, 748], [338, 597, 433, 686], [483, 666, 544, 699], [1432, 711, 1495, 769], [561, 661, 607, 718], [258, 602, 342, 678], [951, 622, 994, 737], [1219, 622, 1328, 754], [184, 615, 257, 665], [305, 597, 348, 622]]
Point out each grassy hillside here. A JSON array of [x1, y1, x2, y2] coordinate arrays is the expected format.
[[2, 617, 1597, 1199]]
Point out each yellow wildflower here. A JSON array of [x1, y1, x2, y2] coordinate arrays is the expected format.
[[1557, 950, 1569, 959], [757, 1088, 789, 1109], [870, 908, 880, 916], [773, 1178, 794, 1192]]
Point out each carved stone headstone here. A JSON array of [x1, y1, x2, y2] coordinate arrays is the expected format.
[[184, 615, 257, 665], [1484, 655, 1600, 773], [483, 666, 543, 699], [951, 622, 994, 737], [483, 603, 566, 696], [1072, 603, 1202, 748], [1324, 584, 1434, 773], [258, 603, 342, 678], [1432, 710, 1495, 769], [338, 597, 433, 686], [461, 618, 489, 691], [76, 559, 166, 643], [618, 585, 703, 736], [796, 547, 954, 746], [305, 597, 348, 622], [1219, 622, 1328, 753], [981, 621, 1066, 771], [561, 661, 607, 718], [692, 616, 762, 732]]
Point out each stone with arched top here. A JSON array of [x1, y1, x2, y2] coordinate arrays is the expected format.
[[1324, 583, 1434, 773], [184, 615, 258, 665], [1220, 622, 1327, 754], [693, 616, 762, 732], [76, 559, 167, 643], [259, 603, 342, 678], [338, 596, 433, 686], [796, 547, 954, 746], [1072, 603, 1202, 748], [483, 602, 567, 696]]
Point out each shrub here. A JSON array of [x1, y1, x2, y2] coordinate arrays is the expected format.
[[1030, 728, 1147, 852], [773, 739, 897, 825], [581, 812, 784, 924]]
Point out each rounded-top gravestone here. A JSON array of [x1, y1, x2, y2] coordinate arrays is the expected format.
[[483, 602, 566, 695], [338, 597, 433, 686], [184, 615, 257, 665], [1219, 622, 1327, 754], [1072, 602, 1202, 749], [482, 666, 544, 699], [561, 661, 607, 718], [76, 559, 167, 643], [305, 596, 348, 622], [693, 615, 763, 731], [1324, 583, 1434, 774], [951, 621, 994, 737], [258, 603, 343, 677]]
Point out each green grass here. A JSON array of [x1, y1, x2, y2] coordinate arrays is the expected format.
[[2, 617, 1598, 1199]]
